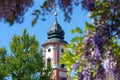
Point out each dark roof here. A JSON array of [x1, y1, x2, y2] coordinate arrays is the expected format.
[[47, 19, 64, 39], [45, 38, 67, 44], [43, 19, 67, 45]]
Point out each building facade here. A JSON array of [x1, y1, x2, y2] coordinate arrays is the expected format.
[[42, 18, 68, 80]]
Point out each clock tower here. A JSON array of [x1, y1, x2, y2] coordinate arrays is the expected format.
[[42, 18, 67, 80]]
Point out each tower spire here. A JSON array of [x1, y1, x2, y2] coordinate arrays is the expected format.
[[54, 7, 59, 21], [54, 10, 58, 21], [42, 9, 67, 80]]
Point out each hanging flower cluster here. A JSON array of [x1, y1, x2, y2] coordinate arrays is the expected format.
[[0, 0, 33, 25], [76, 0, 120, 80], [61, 0, 120, 80]]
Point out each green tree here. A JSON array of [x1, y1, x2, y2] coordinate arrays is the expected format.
[[0, 29, 52, 80], [0, 48, 9, 79], [9, 29, 52, 80]]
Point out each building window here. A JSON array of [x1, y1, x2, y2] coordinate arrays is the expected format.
[[47, 58, 51, 65], [48, 48, 51, 52], [61, 64, 65, 68], [61, 48, 64, 53], [62, 78, 66, 80]]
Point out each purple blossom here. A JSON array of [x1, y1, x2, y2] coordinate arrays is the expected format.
[[0, 0, 33, 24], [78, 65, 92, 80], [84, 37, 92, 45], [72, 63, 78, 70], [103, 51, 117, 74], [81, 0, 95, 11]]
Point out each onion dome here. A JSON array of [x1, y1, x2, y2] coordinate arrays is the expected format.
[[42, 12, 67, 46], [43, 18, 67, 44], [47, 19, 64, 39]]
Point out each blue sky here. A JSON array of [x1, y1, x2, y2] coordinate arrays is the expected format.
[[0, 1, 90, 53]]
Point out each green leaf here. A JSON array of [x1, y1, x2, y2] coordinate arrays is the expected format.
[[71, 27, 83, 34], [93, 72, 96, 77], [85, 22, 95, 32], [78, 66, 83, 72]]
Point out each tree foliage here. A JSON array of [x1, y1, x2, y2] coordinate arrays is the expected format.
[[0, 29, 52, 80], [32, 0, 80, 26], [0, 0, 33, 25], [0, 48, 9, 79], [0, 0, 81, 25], [61, 0, 120, 80]]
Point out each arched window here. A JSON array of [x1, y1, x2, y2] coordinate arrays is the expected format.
[[61, 64, 65, 68], [61, 48, 64, 53], [48, 48, 51, 52], [47, 58, 51, 65], [62, 78, 66, 80]]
